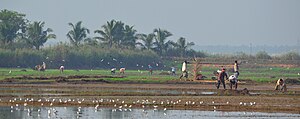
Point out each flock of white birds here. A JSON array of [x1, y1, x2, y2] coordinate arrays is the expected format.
[[2, 97, 257, 118]]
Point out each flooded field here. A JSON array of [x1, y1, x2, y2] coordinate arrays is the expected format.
[[0, 81, 299, 118], [1, 106, 300, 119]]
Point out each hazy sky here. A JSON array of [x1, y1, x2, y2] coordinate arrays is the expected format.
[[1, 0, 300, 46]]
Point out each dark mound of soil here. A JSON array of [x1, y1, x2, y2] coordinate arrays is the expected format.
[[239, 79, 256, 83], [159, 72, 170, 75], [219, 88, 250, 96], [4, 75, 125, 81], [55, 77, 69, 83], [2, 75, 125, 84], [285, 78, 300, 84], [1, 78, 18, 83]]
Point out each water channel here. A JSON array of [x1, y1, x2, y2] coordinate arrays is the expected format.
[[1, 106, 299, 119]]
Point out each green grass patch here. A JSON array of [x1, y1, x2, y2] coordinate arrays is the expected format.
[[0, 67, 299, 83]]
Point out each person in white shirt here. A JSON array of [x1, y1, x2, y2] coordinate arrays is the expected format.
[[275, 78, 287, 92], [59, 65, 64, 73], [228, 75, 238, 90], [179, 61, 188, 81], [234, 60, 239, 78], [111, 68, 116, 74], [171, 67, 176, 75], [42, 62, 46, 71]]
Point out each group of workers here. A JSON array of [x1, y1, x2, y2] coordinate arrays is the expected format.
[[36, 60, 287, 92], [111, 68, 126, 74], [34, 62, 46, 71], [179, 60, 287, 92], [35, 62, 64, 73]]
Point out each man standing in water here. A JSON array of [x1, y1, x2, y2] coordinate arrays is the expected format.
[[217, 68, 228, 89], [180, 60, 188, 81]]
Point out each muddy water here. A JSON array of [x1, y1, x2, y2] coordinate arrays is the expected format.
[[0, 87, 218, 96], [1, 106, 299, 119], [0, 84, 300, 115]]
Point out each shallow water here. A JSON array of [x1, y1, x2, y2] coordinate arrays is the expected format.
[[1, 106, 299, 119], [0, 87, 217, 96]]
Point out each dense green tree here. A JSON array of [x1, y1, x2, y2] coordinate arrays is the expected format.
[[0, 9, 27, 47], [170, 37, 195, 57], [234, 52, 253, 59], [279, 51, 300, 60], [256, 51, 271, 59], [84, 37, 98, 46], [137, 33, 155, 50], [66, 21, 90, 47], [153, 28, 172, 55], [25, 21, 56, 50]]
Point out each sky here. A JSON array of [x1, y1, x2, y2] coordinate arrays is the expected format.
[[1, 0, 300, 46]]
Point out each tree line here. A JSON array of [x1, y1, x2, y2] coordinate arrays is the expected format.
[[0, 9, 198, 57], [0, 9, 201, 68], [0, 9, 299, 69]]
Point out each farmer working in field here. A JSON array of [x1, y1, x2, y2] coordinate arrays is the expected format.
[[120, 68, 125, 74], [148, 64, 153, 75], [275, 78, 287, 92], [59, 65, 64, 73], [180, 60, 189, 81], [171, 67, 176, 75], [228, 75, 238, 90], [42, 62, 46, 71], [217, 68, 228, 89], [34, 62, 46, 71], [111, 68, 116, 74], [234, 60, 239, 78]]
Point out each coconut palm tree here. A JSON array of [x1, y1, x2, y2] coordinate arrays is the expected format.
[[95, 20, 136, 48], [66, 21, 90, 47], [84, 37, 98, 46], [170, 37, 195, 57], [153, 28, 172, 55], [25, 21, 56, 50], [122, 25, 138, 49], [136, 33, 155, 50], [94, 20, 116, 48], [113, 21, 125, 47]]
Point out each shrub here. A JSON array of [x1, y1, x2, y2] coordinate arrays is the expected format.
[[0, 45, 161, 69]]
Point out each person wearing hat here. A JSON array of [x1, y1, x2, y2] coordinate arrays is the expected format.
[[217, 68, 228, 89]]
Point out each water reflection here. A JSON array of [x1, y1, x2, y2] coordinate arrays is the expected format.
[[0, 106, 299, 119]]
